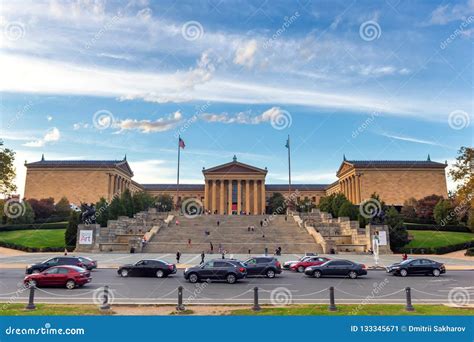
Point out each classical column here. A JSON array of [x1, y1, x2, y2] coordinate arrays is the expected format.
[[260, 180, 266, 214], [348, 177, 352, 202], [228, 179, 233, 215], [107, 174, 112, 201], [351, 176, 357, 204], [237, 180, 242, 214], [219, 179, 225, 214], [356, 175, 362, 203], [204, 180, 209, 210], [245, 180, 250, 214], [211, 180, 216, 213], [253, 180, 258, 215]]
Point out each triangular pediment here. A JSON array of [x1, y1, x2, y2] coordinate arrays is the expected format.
[[336, 161, 354, 177], [203, 161, 267, 175]]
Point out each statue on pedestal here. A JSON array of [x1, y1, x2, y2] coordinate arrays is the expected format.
[[80, 203, 96, 224]]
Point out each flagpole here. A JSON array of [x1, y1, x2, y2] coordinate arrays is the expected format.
[[176, 135, 181, 211], [287, 134, 292, 213]]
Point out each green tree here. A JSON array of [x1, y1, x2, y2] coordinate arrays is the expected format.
[[415, 194, 443, 220], [401, 197, 417, 220], [433, 199, 458, 226], [132, 191, 155, 214], [6, 201, 35, 224], [385, 206, 408, 250], [55, 196, 71, 218], [65, 210, 80, 248], [331, 193, 348, 218], [267, 192, 287, 214], [109, 196, 126, 220], [121, 189, 134, 217], [318, 194, 334, 214], [338, 201, 358, 220], [0, 140, 17, 195], [449, 147, 473, 231], [155, 194, 173, 212], [95, 197, 109, 227]]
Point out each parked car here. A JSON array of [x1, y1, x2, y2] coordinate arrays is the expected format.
[[26, 256, 86, 274], [184, 259, 247, 284], [283, 256, 313, 270], [24, 266, 91, 289], [77, 256, 97, 270], [243, 256, 282, 278], [305, 259, 367, 279], [386, 258, 446, 277], [118, 260, 177, 278], [290, 256, 330, 273]]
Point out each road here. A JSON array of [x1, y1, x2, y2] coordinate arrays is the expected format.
[[0, 268, 472, 305]]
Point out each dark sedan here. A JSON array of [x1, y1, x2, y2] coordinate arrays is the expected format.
[[305, 259, 367, 279], [184, 259, 247, 284], [26, 256, 86, 274], [386, 258, 446, 277], [118, 260, 177, 278], [243, 256, 282, 278], [77, 256, 97, 270]]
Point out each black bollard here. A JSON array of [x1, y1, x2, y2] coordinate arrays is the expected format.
[[252, 287, 261, 311], [100, 286, 110, 311], [405, 287, 414, 311], [176, 286, 185, 311], [328, 286, 337, 312], [25, 283, 36, 310]]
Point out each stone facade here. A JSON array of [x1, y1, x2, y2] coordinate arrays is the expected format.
[[24, 154, 448, 209]]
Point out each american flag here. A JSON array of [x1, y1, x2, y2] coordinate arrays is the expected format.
[[179, 137, 185, 149]]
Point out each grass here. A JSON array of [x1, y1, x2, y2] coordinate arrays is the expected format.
[[0, 304, 112, 316], [405, 230, 474, 249], [230, 304, 474, 316], [0, 229, 66, 249]]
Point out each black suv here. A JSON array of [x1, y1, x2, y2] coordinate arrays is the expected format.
[[184, 259, 247, 284], [118, 259, 177, 278], [243, 256, 282, 278], [26, 256, 86, 274]]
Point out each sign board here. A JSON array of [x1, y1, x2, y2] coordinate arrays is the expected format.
[[378, 231, 387, 246], [79, 230, 93, 245]]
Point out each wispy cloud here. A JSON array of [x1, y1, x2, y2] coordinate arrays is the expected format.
[[114, 111, 183, 133], [23, 127, 61, 147], [379, 132, 444, 146]]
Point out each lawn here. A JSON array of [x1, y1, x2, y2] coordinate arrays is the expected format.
[[0, 304, 111, 316], [0, 229, 66, 249], [405, 230, 474, 249], [230, 304, 474, 316]]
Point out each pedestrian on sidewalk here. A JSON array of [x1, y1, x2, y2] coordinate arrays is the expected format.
[[217, 220, 220, 227], [176, 250, 181, 263], [210, 241, 214, 254], [402, 253, 408, 261], [260, 220, 263, 228], [188, 238, 192, 246], [200, 251, 205, 264]]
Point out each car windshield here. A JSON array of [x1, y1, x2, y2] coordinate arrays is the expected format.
[[67, 266, 86, 272], [400, 259, 413, 265]]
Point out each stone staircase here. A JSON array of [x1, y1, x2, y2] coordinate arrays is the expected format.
[[143, 214, 322, 254]]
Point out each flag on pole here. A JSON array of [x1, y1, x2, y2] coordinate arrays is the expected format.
[[285, 138, 289, 149], [179, 137, 186, 149]]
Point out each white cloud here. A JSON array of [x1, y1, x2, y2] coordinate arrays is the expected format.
[[233, 40, 258, 67], [114, 111, 183, 133], [73, 122, 90, 130], [23, 127, 61, 147], [200, 107, 287, 125], [47, 115, 53, 121], [428, 1, 474, 25], [379, 132, 444, 147]]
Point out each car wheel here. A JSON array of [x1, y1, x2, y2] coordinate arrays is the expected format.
[[189, 273, 199, 283], [349, 271, 358, 279], [432, 269, 440, 277], [65, 280, 76, 290], [156, 270, 164, 278], [313, 270, 322, 278], [400, 269, 408, 277], [226, 273, 236, 284], [297, 266, 305, 273], [120, 269, 129, 277], [266, 269, 276, 278]]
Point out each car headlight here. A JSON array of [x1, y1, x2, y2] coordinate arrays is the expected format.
[[392, 266, 400, 269], [184, 268, 188, 273]]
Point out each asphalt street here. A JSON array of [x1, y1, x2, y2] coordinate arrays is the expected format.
[[0, 268, 472, 305]]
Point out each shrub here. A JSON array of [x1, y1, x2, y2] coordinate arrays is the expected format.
[[65, 211, 79, 248], [404, 223, 470, 233], [338, 202, 358, 220], [434, 199, 458, 226], [330, 193, 348, 218], [386, 206, 408, 250], [398, 241, 474, 254], [415, 194, 443, 220], [6, 201, 35, 225], [27, 198, 55, 219], [401, 197, 417, 220], [55, 197, 71, 217], [0, 222, 67, 232], [465, 247, 474, 256]]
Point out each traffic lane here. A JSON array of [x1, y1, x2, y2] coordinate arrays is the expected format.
[[0, 269, 472, 304]]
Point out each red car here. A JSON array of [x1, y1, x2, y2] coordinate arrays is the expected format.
[[24, 266, 91, 289], [291, 256, 331, 273]]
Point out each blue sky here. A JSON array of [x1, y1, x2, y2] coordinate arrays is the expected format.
[[0, 0, 472, 196]]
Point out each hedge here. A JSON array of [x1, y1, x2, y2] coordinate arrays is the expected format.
[[465, 247, 474, 256], [0, 241, 68, 253], [403, 217, 436, 225], [0, 222, 67, 232], [33, 216, 70, 224], [404, 223, 471, 233], [398, 240, 474, 255]]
